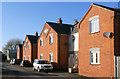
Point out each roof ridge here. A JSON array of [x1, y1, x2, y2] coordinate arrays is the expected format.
[[27, 35, 39, 37], [47, 22, 73, 26], [92, 3, 120, 12]]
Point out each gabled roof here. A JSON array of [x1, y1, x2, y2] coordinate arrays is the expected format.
[[93, 3, 120, 13], [47, 22, 73, 35], [78, 3, 120, 28], [26, 35, 39, 44], [18, 44, 23, 48]]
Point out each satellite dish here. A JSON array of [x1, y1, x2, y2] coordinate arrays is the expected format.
[[103, 32, 111, 37]]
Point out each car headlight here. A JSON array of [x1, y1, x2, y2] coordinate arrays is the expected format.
[[41, 66, 44, 68]]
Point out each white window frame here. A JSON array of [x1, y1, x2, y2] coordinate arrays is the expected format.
[[44, 29, 48, 33], [40, 38, 43, 46], [90, 48, 100, 64], [28, 43, 30, 49], [40, 54, 43, 59], [49, 34, 53, 44], [89, 15, 99, 33], [49, 53, 53, 62]]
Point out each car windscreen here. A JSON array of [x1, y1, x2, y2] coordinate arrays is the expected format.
[[37, 61, 50, 64]]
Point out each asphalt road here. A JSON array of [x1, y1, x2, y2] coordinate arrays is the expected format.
[[2, 62, 84, 79]]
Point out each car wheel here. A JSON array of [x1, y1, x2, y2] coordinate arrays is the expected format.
[[37, 67, 41, 72], [33, 67, 35, 71]]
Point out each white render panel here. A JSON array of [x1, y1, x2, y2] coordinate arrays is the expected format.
[[74, 33, 79, 51], [69, 32, 79, 51], [69, 34, 74, 51]]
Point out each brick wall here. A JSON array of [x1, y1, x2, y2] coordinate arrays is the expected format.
[[59, 34, 69, 70], [38, 22, 69, 70], [32, 44, 37, 63], [38, 23, 59, 69], [17, 46, 20, 59], [78, 5, 115, 77], [23, 37, 32, 63], [17, 45, 23, 60]]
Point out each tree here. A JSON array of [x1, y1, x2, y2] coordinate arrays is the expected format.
[[2, 38, 22, 55]]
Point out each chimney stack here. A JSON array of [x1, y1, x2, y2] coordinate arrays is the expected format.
[[74, 20, 78, 25], [57, 18, 62, 24], [35, 32, 38, 36]]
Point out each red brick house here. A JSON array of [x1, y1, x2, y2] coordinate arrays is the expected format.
[[77, 3, 120, 78], [17, 44, 23, 60], [23, 32, 39, 63], [38, 18, 73, 70]]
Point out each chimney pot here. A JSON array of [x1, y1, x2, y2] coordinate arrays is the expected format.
[[35, 32, 38, 36], [57, 18, 62, 24], [74, 20, 78, 25]]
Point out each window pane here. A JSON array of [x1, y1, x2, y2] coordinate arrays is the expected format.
[[50, 35, 53, 44], [91, 53, 93, 63], [49, 54, 53, 62], [90, 21, 94, 33], [95, 19, 99, 32], [40, 39, 43, 46], [96, 53, 98, 63]]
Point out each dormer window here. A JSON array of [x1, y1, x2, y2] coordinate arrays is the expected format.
[[89, 15, 99, 33]]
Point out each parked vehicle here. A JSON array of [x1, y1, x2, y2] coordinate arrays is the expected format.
[[15, 59, 21, 65], [33, 59, 53, 72], [10, 59, 14, 64], [20, 60, 32, 67], [10, 59, 21, 65]]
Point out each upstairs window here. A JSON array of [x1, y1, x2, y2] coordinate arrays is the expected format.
[[40, 38, 43, 46], [40, 54, 43, 59], [28, 43, 30, 49], [49, 34, 53, 44], [44, 29, 48, 33], [49, 53, 53, 62], [89, 15, 99, 33], [90, 48, 100, 64]]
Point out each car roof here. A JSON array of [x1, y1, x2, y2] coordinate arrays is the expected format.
[[34, 59, 47, 61]]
